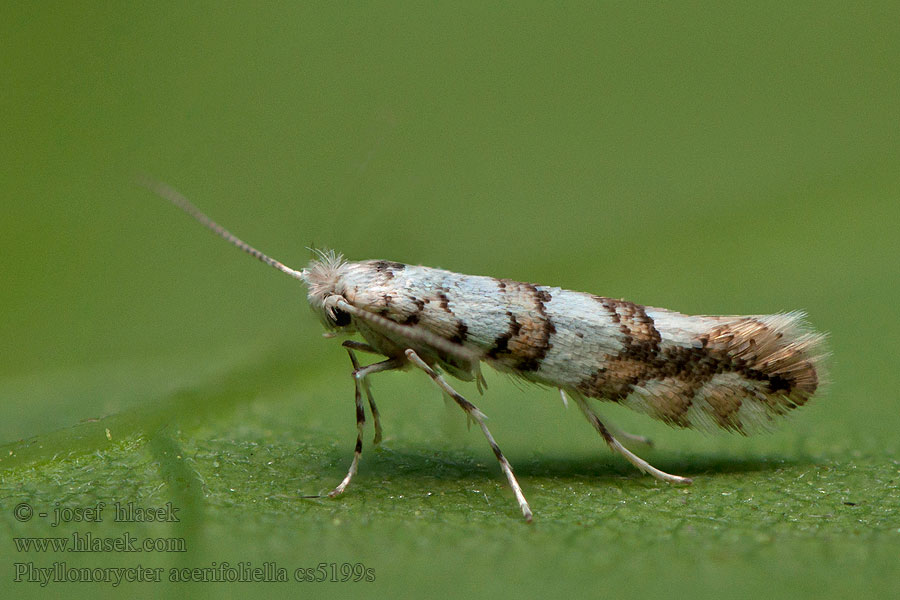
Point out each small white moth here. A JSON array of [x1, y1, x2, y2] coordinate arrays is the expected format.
[[144, 179, 826, 522]]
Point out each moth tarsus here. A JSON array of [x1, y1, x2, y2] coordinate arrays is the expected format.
[[144, 179, 826, 522]]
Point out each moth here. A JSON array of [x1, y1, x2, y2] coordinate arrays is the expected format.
[[144, 179, 826, 522]]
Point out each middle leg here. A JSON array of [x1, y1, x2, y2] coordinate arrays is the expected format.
[[404, 348, 533, 522], [559, 388, 653, 447]]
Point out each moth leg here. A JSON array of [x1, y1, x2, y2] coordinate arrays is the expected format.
[[341, 340, 381, 354], [559, 389, 652, 447], [404, 348, 533, 523], [475, 368, 488, 394], [342, 341, 384, 444], [572, 394, 691, 485], [329, 357, 403, 498], [606, 421, 654, 448]]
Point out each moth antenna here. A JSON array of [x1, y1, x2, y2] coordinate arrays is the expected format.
[[139, 176, 307, 284]]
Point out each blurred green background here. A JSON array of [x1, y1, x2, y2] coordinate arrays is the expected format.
[[2, 2, 898, 599]]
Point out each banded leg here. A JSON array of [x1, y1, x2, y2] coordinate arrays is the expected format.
[[342, 341, 384, 444], [572, 394, 692, 485], [404, 348, 533, 523], [329, 357, 403, 498]]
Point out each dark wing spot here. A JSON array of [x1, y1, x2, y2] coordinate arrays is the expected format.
[[373, 260, 406, 279], [767, 374, 791, 393], [450, 321, 469, 345], [487, 312, 520, 358], [403, 296, 426, 325], [436, 290, 452, 313]]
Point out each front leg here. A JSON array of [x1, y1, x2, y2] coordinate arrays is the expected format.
[[328, 356, 403, 498], [342, 341, 384, 444], [404, 349, 533, 523]]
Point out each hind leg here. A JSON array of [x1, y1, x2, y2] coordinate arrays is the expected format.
[[559, 389, 653, 447], [572, 394, 691, 485]]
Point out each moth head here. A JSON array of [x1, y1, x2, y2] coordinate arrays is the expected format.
[[302, 249, 354, 332]]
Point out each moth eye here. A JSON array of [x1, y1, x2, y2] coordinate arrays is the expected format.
[[331, 308, 352, 327]]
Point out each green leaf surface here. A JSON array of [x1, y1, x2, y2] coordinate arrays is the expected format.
[[2, 3, 898, 599]]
